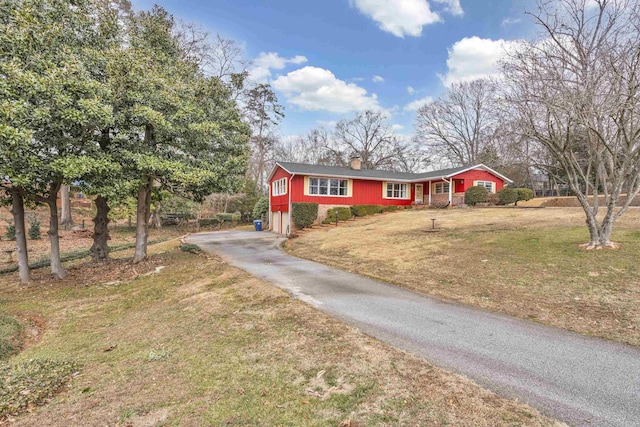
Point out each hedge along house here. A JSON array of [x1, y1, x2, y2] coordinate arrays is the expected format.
[[268, 158, 512, 235]]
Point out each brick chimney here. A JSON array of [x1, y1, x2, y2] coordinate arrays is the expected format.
[[350, 156, 362, 170]]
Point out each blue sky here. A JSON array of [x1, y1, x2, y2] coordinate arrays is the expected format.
[[130, 0, 539, 138]]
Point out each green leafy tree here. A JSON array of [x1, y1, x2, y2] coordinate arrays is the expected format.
[[252, 197, 269, 221], [116, 7, 249, 263], [0, 0, 112, 280]]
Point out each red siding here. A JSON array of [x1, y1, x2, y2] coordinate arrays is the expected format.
[[453, 170, 505, 192], [270, 167, 292, 212], [292, 176, 414, 206], [270, 165, 507, 212]]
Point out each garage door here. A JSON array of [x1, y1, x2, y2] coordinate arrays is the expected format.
[[281, 212, 290, 235], [272, 212, 281, 234]]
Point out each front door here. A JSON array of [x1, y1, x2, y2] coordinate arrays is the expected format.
[[415, 184, 423, 204]]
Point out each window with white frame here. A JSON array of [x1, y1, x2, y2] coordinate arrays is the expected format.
[[475, 180, 495, 193], [386, 182, 408, 199], [272, 178, 287, 196], [309, 177, 348, 196], [434, 182, 450, 194]]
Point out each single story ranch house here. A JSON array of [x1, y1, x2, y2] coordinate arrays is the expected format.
[[268, 158, 512, 235]]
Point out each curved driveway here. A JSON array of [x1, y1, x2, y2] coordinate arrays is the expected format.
[[187, 230, 640, 427]]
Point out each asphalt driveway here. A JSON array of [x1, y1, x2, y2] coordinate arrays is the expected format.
[[186, 230, 640, 427]]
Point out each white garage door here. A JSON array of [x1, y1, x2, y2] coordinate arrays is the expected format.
[[272, 212, 281, 234], [281, 212, 290, 235]]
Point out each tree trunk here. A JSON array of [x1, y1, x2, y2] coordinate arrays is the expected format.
[[133, 174, 153, 263], [90, 195, 111, 262], [151, 203, 161, 229], [60, 185, 74, 226], [10, 188, 30, 284], [46, 185, 66, 279]]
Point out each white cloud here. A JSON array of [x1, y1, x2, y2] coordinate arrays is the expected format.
[[372, 75, 385, 83], [585, 0, 599, 10], [391, 124, 405, 131], [248, 52, 308, 82], [433, 0, 463, 16], [350, 0, 441, 38], [272, 66, 381, 113], [501, 17, 521, 27], [407, 86, 415, 94], [316, 120, 338, 128], [439, 36, 520, 86], [404, 96, 434, 111]]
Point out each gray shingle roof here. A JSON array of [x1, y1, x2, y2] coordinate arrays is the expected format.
[[274, 162, 485, 182]]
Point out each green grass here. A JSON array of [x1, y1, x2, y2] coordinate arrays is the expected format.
[[0, 314, 23, 361]]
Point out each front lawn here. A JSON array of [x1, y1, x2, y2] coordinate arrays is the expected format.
[[0, 239, 559, 426], [286, 207, 640, 346]]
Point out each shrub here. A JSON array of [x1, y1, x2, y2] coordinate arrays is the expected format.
[[350, 204, 385, 217], [292, 203, 318, 228], [516, 188, 534, 205], [324, 207, 352, 224], [179, 243, 202, 254], [497, 188, 518, 205], [198, 218, 223, 228], [28, 218, 41, 240], [5, 223, 15, 241], [216, 213, 239, 222], [252, 197, 269, 220], [487, 193, 500, 205], [385, 205, 398, 212], [465, 186, 489, 206]]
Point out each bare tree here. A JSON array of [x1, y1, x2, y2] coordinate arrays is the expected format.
[[414, 79, 502, 167], [273, 127, 340, 165], [502, 0, 640, 249], [392, 139, 432, 173], [330, 110, 401, 170]]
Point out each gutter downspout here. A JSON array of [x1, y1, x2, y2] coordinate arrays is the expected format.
[[288, 173, 295, 236], [268, 183, 271, 231], [428, 180, 432, 206]]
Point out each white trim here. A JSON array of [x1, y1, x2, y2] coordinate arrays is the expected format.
[[272, 177, 287, 196], [307, 177, 350, 197], [267, 163, 292, 182], [433, 181, 450, 194], [383, 182, 410, 200], [444, 163, 513, 183], [288, 174, 294, 236], [271, 162, 513, 184]]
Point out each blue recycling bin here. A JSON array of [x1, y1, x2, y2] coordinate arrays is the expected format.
[[253, 220, 263, 231]]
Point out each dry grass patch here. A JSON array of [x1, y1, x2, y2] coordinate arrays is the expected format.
[[287, 208, 640, 346], [0, 239, 560, 426]]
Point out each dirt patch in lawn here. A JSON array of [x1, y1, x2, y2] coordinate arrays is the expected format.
[[286, 207, 640, 347], [0, 240, 561, 426]]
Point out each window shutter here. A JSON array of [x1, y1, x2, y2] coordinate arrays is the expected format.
[[304, 176, 309, 196]]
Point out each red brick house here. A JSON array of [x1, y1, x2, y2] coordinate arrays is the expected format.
[[267, 158, 512, 235]]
